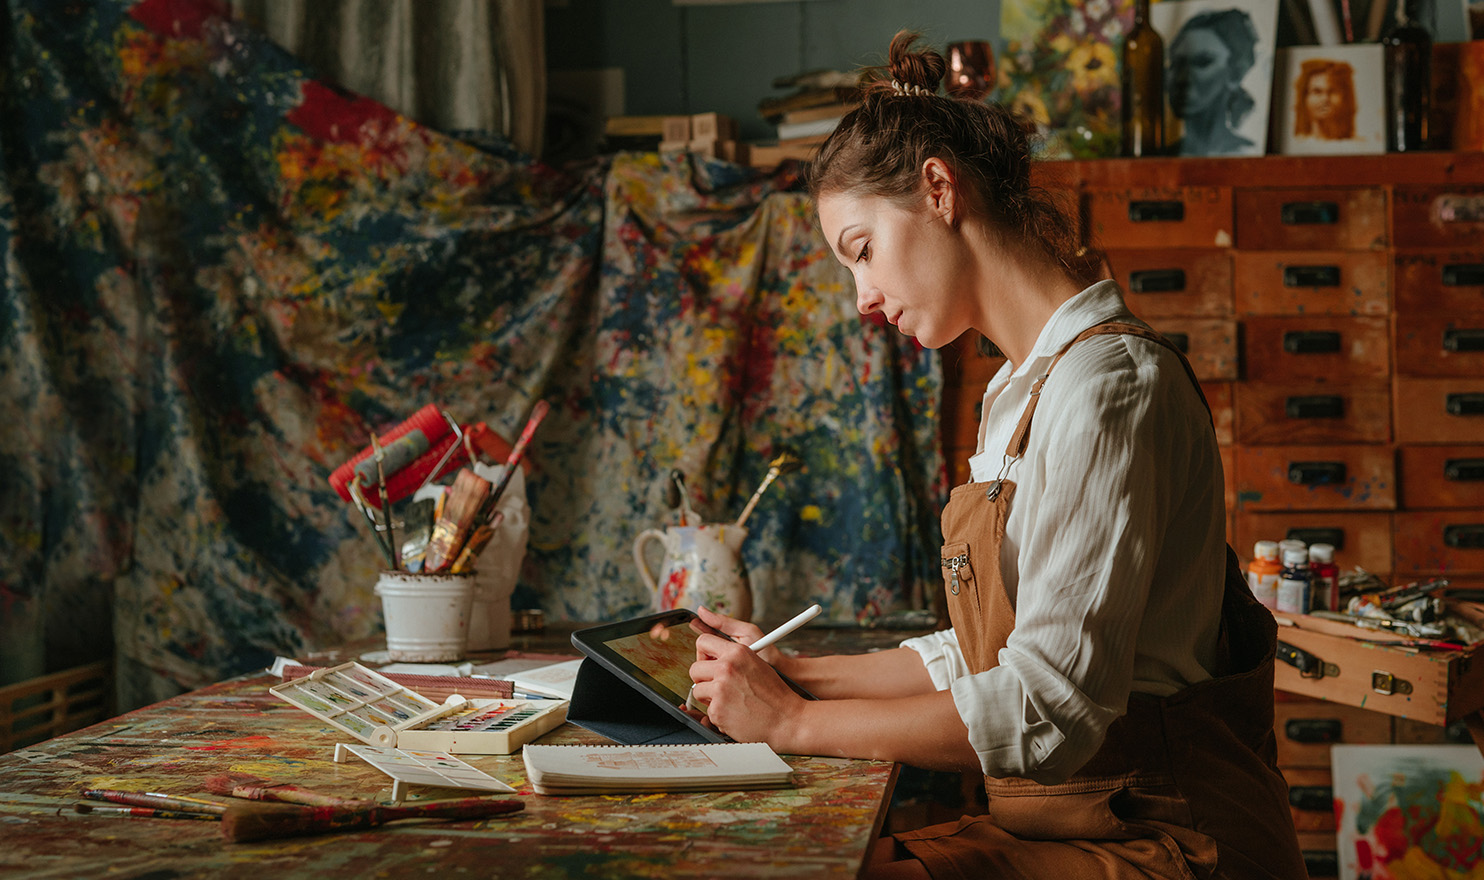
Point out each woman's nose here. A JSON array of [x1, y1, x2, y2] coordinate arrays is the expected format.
[[856, 285, 882, 315]]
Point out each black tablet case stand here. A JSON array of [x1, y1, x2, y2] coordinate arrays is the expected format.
[[565, 658, 724, 745]]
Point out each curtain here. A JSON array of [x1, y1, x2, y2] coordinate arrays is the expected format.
[[229, 0, 545, 156]]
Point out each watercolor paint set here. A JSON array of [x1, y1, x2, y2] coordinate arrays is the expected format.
[[270, 661, 567, 754]]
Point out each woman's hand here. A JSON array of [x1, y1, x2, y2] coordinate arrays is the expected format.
[[692, 605, 784, 665], [688, 626, 807, 747]]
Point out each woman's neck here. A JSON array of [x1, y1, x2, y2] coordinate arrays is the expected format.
[[968, 229, 1085, 366]]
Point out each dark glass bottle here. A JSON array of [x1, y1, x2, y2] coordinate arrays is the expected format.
[[1120, 0, 1165, 157], [1382, 0, 1432, 152]]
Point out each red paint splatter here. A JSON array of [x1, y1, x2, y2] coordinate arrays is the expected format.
[[127, 0, 228, 39]]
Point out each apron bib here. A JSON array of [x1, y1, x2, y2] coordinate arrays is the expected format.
[[896, 324, 1306, 880]]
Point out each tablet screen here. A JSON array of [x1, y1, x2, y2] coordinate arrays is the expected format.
[[598, 616, 705, 707]]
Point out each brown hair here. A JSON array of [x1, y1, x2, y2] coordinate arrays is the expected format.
[[807, 30, 1100, 289], [1293, 59, 1357, 140]]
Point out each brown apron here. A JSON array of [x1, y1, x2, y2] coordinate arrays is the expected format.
[[896, 323, 1306, 880]]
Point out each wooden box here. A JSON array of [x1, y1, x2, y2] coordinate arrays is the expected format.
[[1083, 186, 1233, 248], [1272, 612, 1484, 725], [1233, 510, 1393, 575], [1235, 381, 1392, 445], [1398, 444, 1484, 509], [1234, 187, 1388, 251], [1105, 248, 1233, 318], [1274, 695, 1393, 768], [1233, 250, 1389, 317], [1393, 250, 1484, 314], [1393, 377, 1484, 444], [1241, 316, 1390, 384], [1233, 444, 1396, 511], [1393, 313, 1484, 377], [1391, 184, 1484, 249]]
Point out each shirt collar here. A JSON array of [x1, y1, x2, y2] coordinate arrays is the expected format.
[[1011, 279, 1134, 375]]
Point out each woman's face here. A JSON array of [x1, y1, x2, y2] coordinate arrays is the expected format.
[[1305, 72, 1339, 121], [816, 186, 974, 351], [1167, 28, 1233, 118]]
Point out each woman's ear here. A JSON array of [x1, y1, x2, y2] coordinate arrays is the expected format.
[[921, 157, 959, 226]]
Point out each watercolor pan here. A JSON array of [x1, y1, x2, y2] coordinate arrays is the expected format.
[[270, 661, 567, 755]]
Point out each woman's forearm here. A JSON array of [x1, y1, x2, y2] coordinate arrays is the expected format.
[[774, 647, 937, 700]]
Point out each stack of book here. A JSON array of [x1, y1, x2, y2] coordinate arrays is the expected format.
[[750, 69, 862, 168], [523, 741, 795, 796]]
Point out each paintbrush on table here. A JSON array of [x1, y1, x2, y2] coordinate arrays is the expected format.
[[82, 788, 228, 815], [218, 796, 525, 843], [204, 772, 375, 809]]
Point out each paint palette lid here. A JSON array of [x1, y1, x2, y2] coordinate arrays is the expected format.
[[270, 661, 451, 745]]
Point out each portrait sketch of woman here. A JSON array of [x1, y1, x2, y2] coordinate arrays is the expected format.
[[1294, 59, 1356, 140], [1151, 0, 1279, 157]]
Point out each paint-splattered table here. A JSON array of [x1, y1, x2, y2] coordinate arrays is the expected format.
[[0, 623, 927, 879]]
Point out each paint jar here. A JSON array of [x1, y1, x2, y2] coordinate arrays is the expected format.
[[1276, 546, 1312, 615], [1247, 540, 1281, 609], [375, 570, 476, 662], [1308, 543, 1340, 612]]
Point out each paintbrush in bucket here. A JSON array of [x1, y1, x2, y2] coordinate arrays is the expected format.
[[219, 796, 525, 843], [422, 467, 491, 573]]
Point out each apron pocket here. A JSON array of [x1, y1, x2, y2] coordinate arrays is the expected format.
[[940, 542, 974, 596]]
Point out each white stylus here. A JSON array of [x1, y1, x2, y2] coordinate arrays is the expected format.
[[686, 604, 823, 711]]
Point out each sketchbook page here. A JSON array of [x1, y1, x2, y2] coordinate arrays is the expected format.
[[471, 658, 584, 699], [522, 742, 792, 793]]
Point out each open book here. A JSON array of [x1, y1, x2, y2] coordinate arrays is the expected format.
[[522, 742, 793, 795]]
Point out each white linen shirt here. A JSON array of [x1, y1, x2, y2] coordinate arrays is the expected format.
[[902, 280, 1227, 784]]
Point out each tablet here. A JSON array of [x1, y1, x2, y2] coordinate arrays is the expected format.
[[570, 609, 814, 744]]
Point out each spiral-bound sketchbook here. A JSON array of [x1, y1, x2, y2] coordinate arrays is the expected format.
[[522, 742, 793, 796]]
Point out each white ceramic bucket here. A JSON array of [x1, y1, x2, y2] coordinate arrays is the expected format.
[[374, 570, 476, 662]]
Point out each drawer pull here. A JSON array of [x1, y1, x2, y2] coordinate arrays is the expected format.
[[1443, 524, 1484, 549], [1283, 330, 1342, 354], [1128, 200, 1184, 222], [1283, 265, 1342, 288], [1437, 194, 1484, 224], [1162, 332, 1190, 354], [1446, 393, 1484, 416], [1287, 527, 1345, 550], [1286, 395, 1344, 419], [1302, 851, 1339, 877], [1280, 200, 1339, 225], [1276, 640, 1338, 679], [1288, 461, 1346, 486], [1444, 458, 1484, 482], [1288, 785, 1334, 812], [1443, 328, 1484, 352], [1284, 717, 1342, 743], [1442, 263, 1484, 286], [1371, 671, 1413, 696], [1129, 268, 1187, 293]]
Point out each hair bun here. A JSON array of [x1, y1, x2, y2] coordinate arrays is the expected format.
[[883, 30, 945, 97]]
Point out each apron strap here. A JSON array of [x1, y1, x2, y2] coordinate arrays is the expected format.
[[1004, 321, 1212, 460]]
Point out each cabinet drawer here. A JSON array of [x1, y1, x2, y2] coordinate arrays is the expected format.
[[1234, 445, 1395, 511], [1242, 316, 1390, 383], [1392, 185, 1484, 249], [1394, 314, 1484, 377], [1235, 187, 1387, 250], [1233, 250, 1389, 316], [1237, 382, 1391, 444], [1399, 444, 1484, 509], [1280, 767, 1335, 832], [1106, 249, 1233, 318], [1394, 509, 1484, 575], [1144, 318, 1238, 381], [1393, 377, 1484, 444], [1203, 382, 1234, 447], [1296, 831, 1339, 880], [1274, 697, 1392, 768], [1393, 251, 1484, 313], [1084, 186, 1233, 248], [1233, 511, 1392, 575]]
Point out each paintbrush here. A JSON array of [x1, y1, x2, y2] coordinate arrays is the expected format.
[[472, 400, 550, 528], [204, 772, 374, 809], [667, 469, 697, 526], [82, 788, 228, 815], [734, 447, 804, 529], [219, 796, 525, 843], [369, 432, 398, 568], [451, 511, 504, 574], [398, 496, 437, 572], [423, 468, 491, 573], [75, 803, 220, 821]]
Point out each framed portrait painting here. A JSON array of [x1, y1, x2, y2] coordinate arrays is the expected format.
[[1150, 0, 1280, 157], [1273, 45, 1386, 155]]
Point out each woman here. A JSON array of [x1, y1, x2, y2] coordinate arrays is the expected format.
[[684, 31, 1305, 880], [1166, 9, 1261, 156], [1294, 59, 1357, 140]]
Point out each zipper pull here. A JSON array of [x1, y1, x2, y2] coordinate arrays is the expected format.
[[945, 554, 967, 595]]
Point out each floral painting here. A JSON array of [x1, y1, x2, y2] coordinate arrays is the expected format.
[[997, 0, 1134, 158], [1331, 744, 1484, 880]]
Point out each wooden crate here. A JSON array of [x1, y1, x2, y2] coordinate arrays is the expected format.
[[0, 661, 112, 753], [1272, 613, 1484, 726]]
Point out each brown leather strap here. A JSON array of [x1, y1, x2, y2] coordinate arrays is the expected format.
[[1004, 321, 1211, 459]]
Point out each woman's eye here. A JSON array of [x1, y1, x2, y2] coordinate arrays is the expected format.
[[855, 243, 870, 263]]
